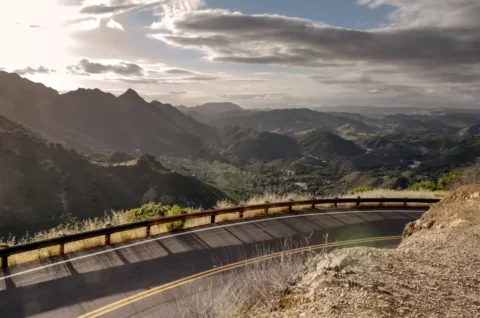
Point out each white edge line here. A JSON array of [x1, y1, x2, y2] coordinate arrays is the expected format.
[[0, 209, 423, 281]]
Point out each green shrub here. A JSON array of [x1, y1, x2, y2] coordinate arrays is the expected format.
[[124, 202, 172, 222], [410, 180, 437, 191], [349, 186, 373, 195], [437, 171, 463, 191], [166, 205, 186, 231]]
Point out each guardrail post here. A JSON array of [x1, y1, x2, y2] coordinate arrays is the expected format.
[[289, 199, 294, 212], [59, 235, 67, 256], [379, 196, 385, 207], [265, 201, 270, 215], [211, 215, 216, 224], [334, 196, 338, 208], [356, 196, 361, 207], [404, 200, 408, 207], [105, 223, 112, 245], [239, 209, 244, 219], [105, 233, 111, 245], [1, 255, 8, 269], [311, 197, 316, 209], [146, 224, 151, 237]]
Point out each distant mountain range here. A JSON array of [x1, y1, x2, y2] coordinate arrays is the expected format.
[[0, 71, 479, 236]]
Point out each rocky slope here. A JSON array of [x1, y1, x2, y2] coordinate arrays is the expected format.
[[255, 185, 480, 317]]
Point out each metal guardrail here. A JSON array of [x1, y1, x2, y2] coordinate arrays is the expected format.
[[0, 197, 440, 268]]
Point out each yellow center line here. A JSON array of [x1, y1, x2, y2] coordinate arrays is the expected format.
[[78, 236, 401, 318]]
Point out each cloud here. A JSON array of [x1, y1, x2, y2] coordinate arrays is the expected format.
[[107, 19, 124, 30], [57, 0, 84, 6], [13, 66, 55, 75], [149, 3, 480, 98], [168, 90, 187, 95], [80, 4, 136, 15], [164, 68, 194, 75], [309, 74, 381, 86], [68, 59, 144, 76], [219, 93, 290, 101], [186, 75, 218, 81], [154, 8, 480, 68], [114, 78, 158, 84]]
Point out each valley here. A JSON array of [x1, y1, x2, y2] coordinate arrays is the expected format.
[[0, 71, 479, 238]]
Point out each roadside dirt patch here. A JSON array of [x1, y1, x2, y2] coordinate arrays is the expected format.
[[253, 186, 480, 318]]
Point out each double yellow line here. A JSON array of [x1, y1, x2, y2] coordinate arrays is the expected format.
[[78, 235, 401, 318]]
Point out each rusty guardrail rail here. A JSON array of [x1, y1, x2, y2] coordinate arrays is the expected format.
[[0, 197, 440, 268]]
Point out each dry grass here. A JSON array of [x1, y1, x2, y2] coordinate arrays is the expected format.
[[1, 189, 445, 267], [177, 238, 320, 318], [341, 189, 448, 199]]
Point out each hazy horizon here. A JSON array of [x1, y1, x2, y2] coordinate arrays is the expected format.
[[2, 0, 480, 109]]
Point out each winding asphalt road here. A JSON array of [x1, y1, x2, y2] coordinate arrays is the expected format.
[[0, 208, 426, 318]]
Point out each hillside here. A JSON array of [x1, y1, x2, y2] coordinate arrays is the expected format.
[[296, 129, 364, 159], [0, 72, 218, 157], [222, 126, 301, 161], [177, 102, 244, 124], [212, 108, 377, 136], [0, 116, 226, 238]]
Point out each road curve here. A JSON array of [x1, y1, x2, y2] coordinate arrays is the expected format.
[[0, 208, 425, 317]]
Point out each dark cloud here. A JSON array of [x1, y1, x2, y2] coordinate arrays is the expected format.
[[152, 4, 480, 91], [309, 75, 381, 86], [164, 68, 194, 75], [80, 4, 136, 14], [160, 10, 480, 67], [186, 75, 218, 81], [14, 66, 55, 75], [69, 59, 144, 76]]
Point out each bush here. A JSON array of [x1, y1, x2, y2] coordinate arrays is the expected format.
[[166, 205, 186, 231], [349, 186, 373, 195], [437, 171, 463, 190], [124, 202, 174, 223], [410, 180, 437, 191]]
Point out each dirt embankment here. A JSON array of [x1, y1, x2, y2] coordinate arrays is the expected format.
[[255, 185, 480, 318]]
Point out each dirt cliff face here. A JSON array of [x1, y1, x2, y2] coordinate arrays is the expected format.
[[254, 186, 480, 318], [403, 184, 480, 238]]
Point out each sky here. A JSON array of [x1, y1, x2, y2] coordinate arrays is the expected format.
[[1, 0, 480, 109]]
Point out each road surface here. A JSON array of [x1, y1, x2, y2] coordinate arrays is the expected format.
[[0, 208, 425, 317]]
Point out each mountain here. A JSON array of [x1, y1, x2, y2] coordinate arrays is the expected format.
[[177, 102, 245, 124], [211, 108, 377, 136], [0, 71, 58, 129], [221, 126, 301, 161], [382, 112, 480, 135], [316, 106, 480, 118], [296, 129, 364, 159], [458, 124, 480, 136], [0, 72, 218, 157], [0, 115, 226, 237]]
